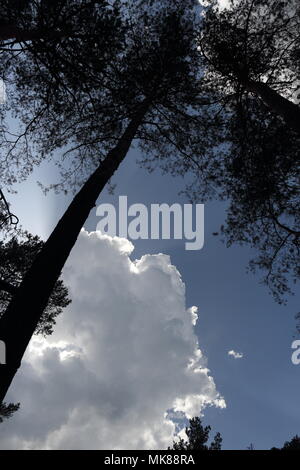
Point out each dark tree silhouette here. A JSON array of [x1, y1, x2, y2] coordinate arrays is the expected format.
[[201, 0, 300, 133], [0, 0, 298, 405], [0, 0, 205, 402], [282, 435, 300, 450], [199, 0, 300, 303], [0, 402, 20, 423], [0, 190, 19, 230], [170, 417, 222, 450], [0, 0, 126, 186], [141, 0, 300, 305], [271, 434, 300, 450], [0, 233, 71, 336], [0, 0, 110, 43]]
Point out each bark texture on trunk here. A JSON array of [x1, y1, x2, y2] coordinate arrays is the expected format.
[[0, 99, 150, 402]]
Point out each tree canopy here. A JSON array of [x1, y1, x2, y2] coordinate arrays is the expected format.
[[0, 232, 71, 336], [271, 434, 300, 450], [281, 435, 300, 450], [170, 416, 222, 450], [0, 0, 208, 402], [2, 0, 298, 306], [0, 0, 299, 402], [199, 0, 300, 304], [201, 0, 300, 131], [0, 402, 20, 423], [140, 0, 300, 304], [0, 0, 202, 190]]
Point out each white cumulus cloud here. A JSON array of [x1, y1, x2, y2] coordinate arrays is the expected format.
[[228, 350, 244, 360], [0, 230, 225, 449], [187, 306, 199, 326]]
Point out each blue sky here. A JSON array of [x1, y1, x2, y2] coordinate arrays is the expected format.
[[0, 0, 299, 452], [5, 143, 300, 450]]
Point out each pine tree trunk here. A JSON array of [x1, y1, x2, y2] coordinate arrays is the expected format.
[[244, 80, 300, 134], [0, 98, 150, 402]]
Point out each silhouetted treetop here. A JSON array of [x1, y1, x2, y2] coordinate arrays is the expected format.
[[0, 0, 209, 403], [0, 402, 20, 423], [1, 0, 203, 191], [140, 0, 300, 305], [0, 233, 71, 336], [200, 0, 300, 132], [170, 417, 222, 450], [282, 435, 300, 450], [271, 434, 300, 450]]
